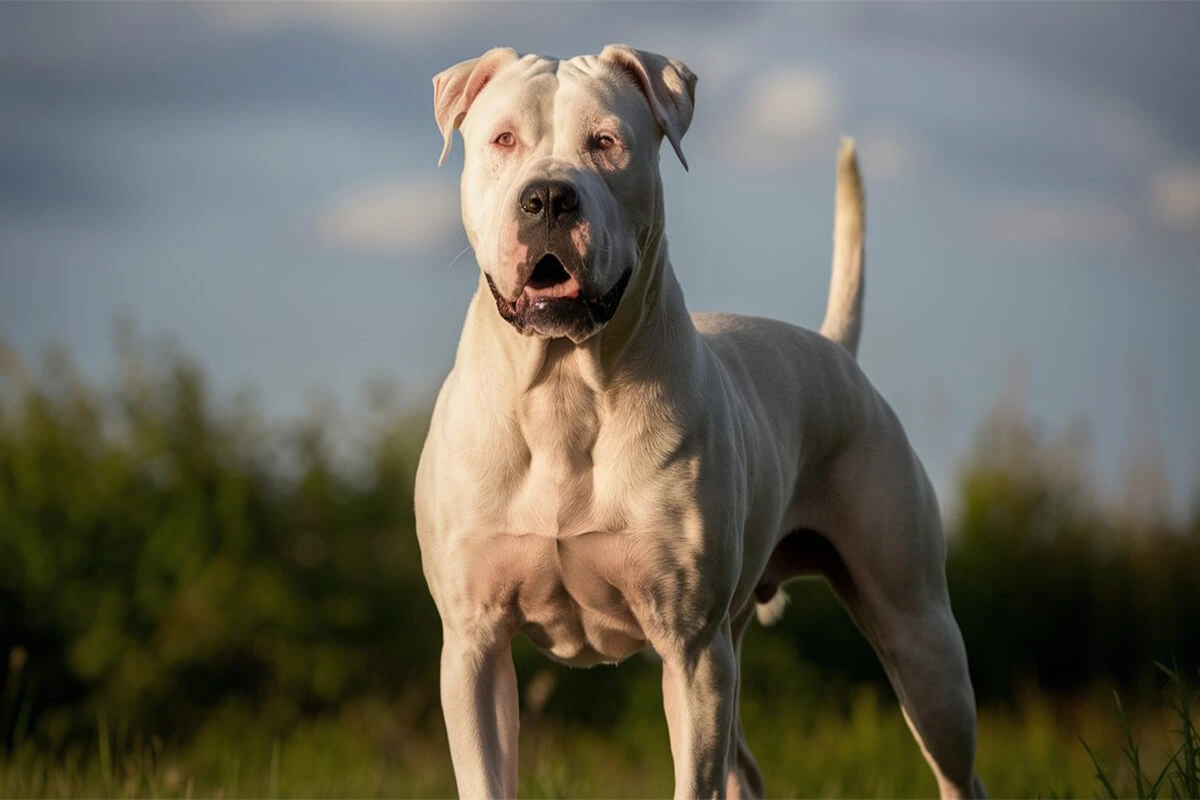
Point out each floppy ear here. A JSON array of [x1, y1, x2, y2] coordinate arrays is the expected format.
[[599, 44, 697, 170], [433, 47, 519, 166]]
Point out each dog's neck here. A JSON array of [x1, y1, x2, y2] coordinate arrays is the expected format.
[[462, 222, 698, 397]]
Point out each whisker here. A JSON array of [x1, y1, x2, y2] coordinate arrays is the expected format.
[[446, 244, 474, 270]]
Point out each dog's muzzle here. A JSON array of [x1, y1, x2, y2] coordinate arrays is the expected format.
[[486, 256, 632, 341]]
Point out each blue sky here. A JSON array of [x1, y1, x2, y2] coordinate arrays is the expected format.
[[1, 2, 1198, 516]]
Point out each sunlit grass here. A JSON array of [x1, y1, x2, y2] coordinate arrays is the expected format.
[[2, 686, 1193, 798], [1084, 663, 1200, 799], [2, 336, 1198, 798]]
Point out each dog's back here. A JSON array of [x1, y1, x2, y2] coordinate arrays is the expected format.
[[687, 137, 871, 516]]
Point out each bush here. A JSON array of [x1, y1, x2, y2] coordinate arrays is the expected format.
[[0, 333, 440, 751], [1, 330, 1197, 756]]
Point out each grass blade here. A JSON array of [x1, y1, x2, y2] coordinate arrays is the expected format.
[[1081, 735, 1120, 799], [97, 710, 113, 796], [269, 737, 281, 800]]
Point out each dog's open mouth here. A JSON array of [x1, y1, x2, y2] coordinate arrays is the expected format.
[[525, 254, 579, 299], [486, 256, 632, 339]]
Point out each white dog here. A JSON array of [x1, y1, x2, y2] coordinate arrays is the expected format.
[[415, 45, 986, 799]]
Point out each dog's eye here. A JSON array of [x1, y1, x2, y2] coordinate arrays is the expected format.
[[493, 132, 516, 148], [594, 133, 617, 151]]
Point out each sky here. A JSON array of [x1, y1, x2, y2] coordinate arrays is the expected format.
[[1, 2, 1198, 517]]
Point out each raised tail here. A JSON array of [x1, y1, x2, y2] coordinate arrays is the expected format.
[[757, 141, 866, 628], [819, 137, 866, 358]]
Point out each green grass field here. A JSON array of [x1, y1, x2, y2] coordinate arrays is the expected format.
[[3, 341, 1198, 798], [2, 683, 1194, 799]]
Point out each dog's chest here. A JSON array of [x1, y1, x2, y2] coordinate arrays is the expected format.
[[504, 370, 606, 536], [486, 363, 691, 537], [470, 527, 693, 666], [447, 373, 709, 665]]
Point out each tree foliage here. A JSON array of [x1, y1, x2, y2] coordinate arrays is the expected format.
[[0, 333, 1196, 753]]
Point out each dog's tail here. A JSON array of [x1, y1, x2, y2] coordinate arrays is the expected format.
[[819, 137, 866, 359], [757, 142, 864, 629]]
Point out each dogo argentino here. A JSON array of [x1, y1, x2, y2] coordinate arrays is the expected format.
[[415, 45, 986, 799]]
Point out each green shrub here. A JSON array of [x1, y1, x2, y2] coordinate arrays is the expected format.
[[1, 329, 1197, 758]]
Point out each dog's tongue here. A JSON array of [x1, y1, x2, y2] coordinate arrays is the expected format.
[[524, 276, 581, 300]]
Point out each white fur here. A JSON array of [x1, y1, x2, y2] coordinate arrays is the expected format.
[[417, 46, 986, 799]]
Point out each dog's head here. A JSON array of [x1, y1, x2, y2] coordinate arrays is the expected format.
[[434, 46, 696, 342]]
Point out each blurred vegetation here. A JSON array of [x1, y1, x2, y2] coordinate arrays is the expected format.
[[1085, 662, 1200, 799], [0, 327, 1197, 796], [0, 329, 439, 753]]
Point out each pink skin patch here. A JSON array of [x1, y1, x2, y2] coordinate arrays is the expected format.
[[570, 221, 592, 255], [501, 236, 529, 276]]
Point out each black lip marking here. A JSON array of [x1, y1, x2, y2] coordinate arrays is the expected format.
[[486, 266, 633, 340]]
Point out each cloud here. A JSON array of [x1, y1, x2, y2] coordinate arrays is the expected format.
[[747, 66, 838, 138], [201, 3, 484, 44], [316, 179, 461, 256], [727, 64, 839, 167], [983, 203, 1134, 245], [857, 125, 918, 183], [0, 3, 214, 74], [690, 41, 746, 95], [839, 3, 1200, 154], [1096, 109, 1166, 167], [628, 28, 754, 97], [1150, 164, 1200, 230]]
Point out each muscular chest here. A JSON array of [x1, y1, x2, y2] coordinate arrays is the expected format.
[[450, 523, 707, 666], [452, 358, 696, 538], [426, 365, 722, 662], [448, 448, 707, 665]]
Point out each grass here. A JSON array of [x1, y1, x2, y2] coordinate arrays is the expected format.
[[1084, 663, 1200, 799], [1, 683, 1195, 799], [2, 653, 1196, 798]]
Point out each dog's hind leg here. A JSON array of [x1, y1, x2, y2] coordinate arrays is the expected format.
[[725, 604, 765, 799], [818, 448, 987, 798], [846, 582, 986, 799]]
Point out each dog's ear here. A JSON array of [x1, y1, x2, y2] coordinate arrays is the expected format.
[[433, 47, 519, 166], [599, 45, 697, 171]]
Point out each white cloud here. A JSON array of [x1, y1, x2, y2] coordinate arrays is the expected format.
[[693, 41, 746, 95], [727, 64, 839, 167], [983, 202, 1134, 245], [202, 3, 484, 43], [1150, 164, 1200, 230], [858, 124, 918, 183], [317, 179, 461, 256], [0, 2, 502, 76], [749, 66, 838, 140], [1096, 108, 1165, 166], [635, 36, 749, 96]]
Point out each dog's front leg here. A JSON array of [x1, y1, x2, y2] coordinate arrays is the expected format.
[[660, 619, 737, 800], [440, 631, 519, 799]]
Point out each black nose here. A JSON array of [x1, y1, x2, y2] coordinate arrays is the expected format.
[[519, 180, 579, 222]]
